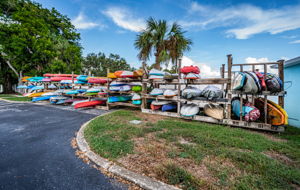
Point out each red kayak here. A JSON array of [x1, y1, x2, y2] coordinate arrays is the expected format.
[[50, 77, 75, 81], [88, 78, 108, 84], [44, 73, 78, 77], [74, 100, 106, 109], [180, 66, 200, 74]]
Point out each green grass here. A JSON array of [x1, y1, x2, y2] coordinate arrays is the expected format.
[[0, 94, 31, 101], [85, 110, 300, 190]]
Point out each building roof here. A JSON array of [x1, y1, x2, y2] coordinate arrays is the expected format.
[[285, 56, 300, 68]]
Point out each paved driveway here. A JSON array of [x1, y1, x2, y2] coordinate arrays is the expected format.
[[0, 101, 127, 190]]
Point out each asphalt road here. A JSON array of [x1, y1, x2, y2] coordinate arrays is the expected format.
[[0, 101, 127, 190]]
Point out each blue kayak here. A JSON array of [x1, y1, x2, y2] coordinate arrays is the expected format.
[[32, 95, 57, 102], [162, 104, 177, 112]]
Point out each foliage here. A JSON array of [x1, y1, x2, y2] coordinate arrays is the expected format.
[[0, 0, 82, 92], [82, 52, 134, 76], [135, 17, 192, 69]]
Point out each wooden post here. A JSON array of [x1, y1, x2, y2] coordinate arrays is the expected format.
[[177, 58, 182, 115], [106, 68, 110, 110], [227, 54, 232, 119], [71, 71, 74, 90], [142, 61, 147, 109], [263, 64, 268, 124], [278, 60, 284, 108]]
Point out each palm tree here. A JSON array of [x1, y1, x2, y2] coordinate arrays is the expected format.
[[134, 17, 192, 70]]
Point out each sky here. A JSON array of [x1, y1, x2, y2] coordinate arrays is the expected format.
[[34, 0, 300, 77]]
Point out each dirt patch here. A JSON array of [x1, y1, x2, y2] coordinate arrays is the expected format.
[[134, 111, 168, 123], [203, 156, 242, 189], [117, 132, 219, 189], [263, 151, 295, 166], [179, 137, 196, 146]]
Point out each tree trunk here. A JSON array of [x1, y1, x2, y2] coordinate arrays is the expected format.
[[154, 53, 161, 70], [2, 72, 14, 94]]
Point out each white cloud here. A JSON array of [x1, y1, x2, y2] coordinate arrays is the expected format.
[[289, 39, 300, 44], [72, 12, 101, 30], [244, 57, 277, 73], [182, 2, 300, 39], [181, 56, 220, 78], [102, 7, 146, 32]]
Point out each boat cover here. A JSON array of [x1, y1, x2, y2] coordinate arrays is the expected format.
[[181, 86, 202, 99], [180, 104, 199, 117], [200, 86, 223, 100]]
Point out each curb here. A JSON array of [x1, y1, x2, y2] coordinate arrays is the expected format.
[[76, 112, 181, 190], [0, 97, 31, 104]]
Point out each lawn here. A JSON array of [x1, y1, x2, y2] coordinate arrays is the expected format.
[[0, 94, 31, 101], [85, 110, 300, 190]]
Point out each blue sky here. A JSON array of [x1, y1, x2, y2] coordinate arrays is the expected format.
[[35, 0, 300, 76]]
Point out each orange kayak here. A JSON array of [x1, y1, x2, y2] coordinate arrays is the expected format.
[[28, 92, 46, 97], [255, 98, 285, 126]]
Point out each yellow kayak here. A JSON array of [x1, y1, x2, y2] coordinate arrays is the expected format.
[[28, 92, 46, 97], [22, 76, 32, 82], [268, 100, 288, 125]]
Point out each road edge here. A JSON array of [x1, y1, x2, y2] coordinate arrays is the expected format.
[[76, 112, 181, 190]]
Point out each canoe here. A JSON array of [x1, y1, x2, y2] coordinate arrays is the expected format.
[[232, 72, 246, 90], [180, 66, 200, 74], [254, 98, 285, 126], [267, 99, 288, 125], [162, 104, 177, 112], [28, 92, 46, 97], [180, 104, 199, 117], [204, 104, 224, 120], [74, 100, 106, 109]]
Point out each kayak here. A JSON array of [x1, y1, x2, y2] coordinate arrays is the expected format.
[[180, 66, 200, 74], [51, 77, 73, 82], [232, 72, 246, 90], [88, 77, 108, 84], [255, 98, 285, 126], [77, 75, 88, 82], [184, 73, 200, 79], [108, 96, 132, 103], [268, 100, 288, 125], [28, 92, 46, 97], [27, 77, 44, 82], [44, 73, 78, 77], [74, 100, 106, 109], [120, 71, 135, 78], [32, 95, 57, 102], [41, 78, 51, 82], [162, 104, 177, 112], [151, 104, 162, 110], [64, 98, 85, 104], [180, 104, 199, 117], [204, 104, 224, 120]]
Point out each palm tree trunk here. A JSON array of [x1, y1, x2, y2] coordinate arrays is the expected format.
[[154, 52, 161, 70]]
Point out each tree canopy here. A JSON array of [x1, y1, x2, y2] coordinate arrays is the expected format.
[[134, 17, 192, 70], [82, 52, 134, 76], [0, 0, 82, 92]]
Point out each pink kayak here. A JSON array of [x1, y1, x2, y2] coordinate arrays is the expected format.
[[44, 73, 78, 77], [50, 77, 74, 82], [88, 78, 108, 84]]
